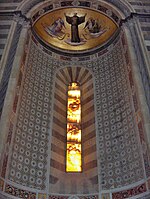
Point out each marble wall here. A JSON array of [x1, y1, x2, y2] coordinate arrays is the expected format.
[[0, 30, 150, 198]]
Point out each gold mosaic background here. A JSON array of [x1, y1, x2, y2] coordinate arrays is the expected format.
[[33, 8, 118, 51]]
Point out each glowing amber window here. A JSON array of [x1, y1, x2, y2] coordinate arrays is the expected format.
[[66, 82, 82, 172]]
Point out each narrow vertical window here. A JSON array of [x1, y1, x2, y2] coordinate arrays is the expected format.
[[66, 82, 82, 172]]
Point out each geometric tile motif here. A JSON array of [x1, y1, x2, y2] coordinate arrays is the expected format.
[[49, 195, 98, 199], [78, 196, 98, 199], [8, 42, 53, 190], [122, 33, 150, 178], [5, 184, 36, 199], [88, 41, 145, 189], [112, 183, 147, 199], [49, 195, 69, 199], [4, 32, 147, 194]]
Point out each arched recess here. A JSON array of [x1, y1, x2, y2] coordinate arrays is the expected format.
[[50, 66, 98, 194]]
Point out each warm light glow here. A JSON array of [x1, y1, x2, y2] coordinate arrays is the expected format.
[[66, 143, 81, 172], [68, 90, 81, 98], [66, 82, 82, 172]]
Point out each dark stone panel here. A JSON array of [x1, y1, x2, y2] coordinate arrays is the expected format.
[[135, 9, 146, 13], [89, 176, 98, 184], [0, 16, 13, 20], [56, 73, 66, 85], [55, 82, 66, 95], [147, 46, 150, 51], [75, 67, 81, 82], [51, 143, 65, 156], [141, 27, 150, 31], [78, 69, 89, 83], [0, 34, 8, 39], [84, 160, 97, 171], [60, 68, 70, 84], [82, 74, 92, 85], [79, 1, 90, 7], [139, 18, 150, 22], [53, 116, 66, 129], [82, 94, 94, 105], [78, 56, 90, 61], [82, 84, 93, 95], [43, 4, 53, 13], [144, 34, 150, 40], [0, 0, 22, 2], [130, 2, 150, 6], [84, 145, 96, 156], [60, 55, 71, 61], [82, 118, 95, 129], [111, 12, 119, 23], [13, 0, 23, 2], [49, 174, 59, 184], [54, 93, 66, 106], [82, 105, 94, 115], [54, 104, 66, 117], [0, 6, 17, 10], [0, 25, 11, 29], [61, 1, 73, 7], [83, 129, 95, 143], [32, 4, 53, 22], [98, 5, 107, 13], [67, 67, 73, 82], [52, 129, 66, 142], [0, 44, 5, 49], [50, 158, 65, 172]]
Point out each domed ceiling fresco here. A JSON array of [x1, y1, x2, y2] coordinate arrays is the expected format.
[[33, 7, 118, 52]]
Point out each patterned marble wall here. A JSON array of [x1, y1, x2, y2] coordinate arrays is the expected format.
[[0, 29, 150, 198]]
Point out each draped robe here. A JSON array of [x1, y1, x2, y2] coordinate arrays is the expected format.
[[66, 14, 85, 43]]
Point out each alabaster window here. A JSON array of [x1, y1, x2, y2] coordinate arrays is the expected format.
[[66, 82, 82, 172]]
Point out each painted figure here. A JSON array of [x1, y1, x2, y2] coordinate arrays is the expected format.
[[65, 13, 86, 42], [84, 17, 101, 33], [49, 17, 65, 34], [43, 17, 65, 37]]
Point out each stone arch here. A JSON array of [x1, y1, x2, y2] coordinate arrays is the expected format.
[[50, 66, 98, 194]]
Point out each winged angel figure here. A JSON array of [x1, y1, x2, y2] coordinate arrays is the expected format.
[[84, 17, 108, 38], [42, 17, 66, 39]]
